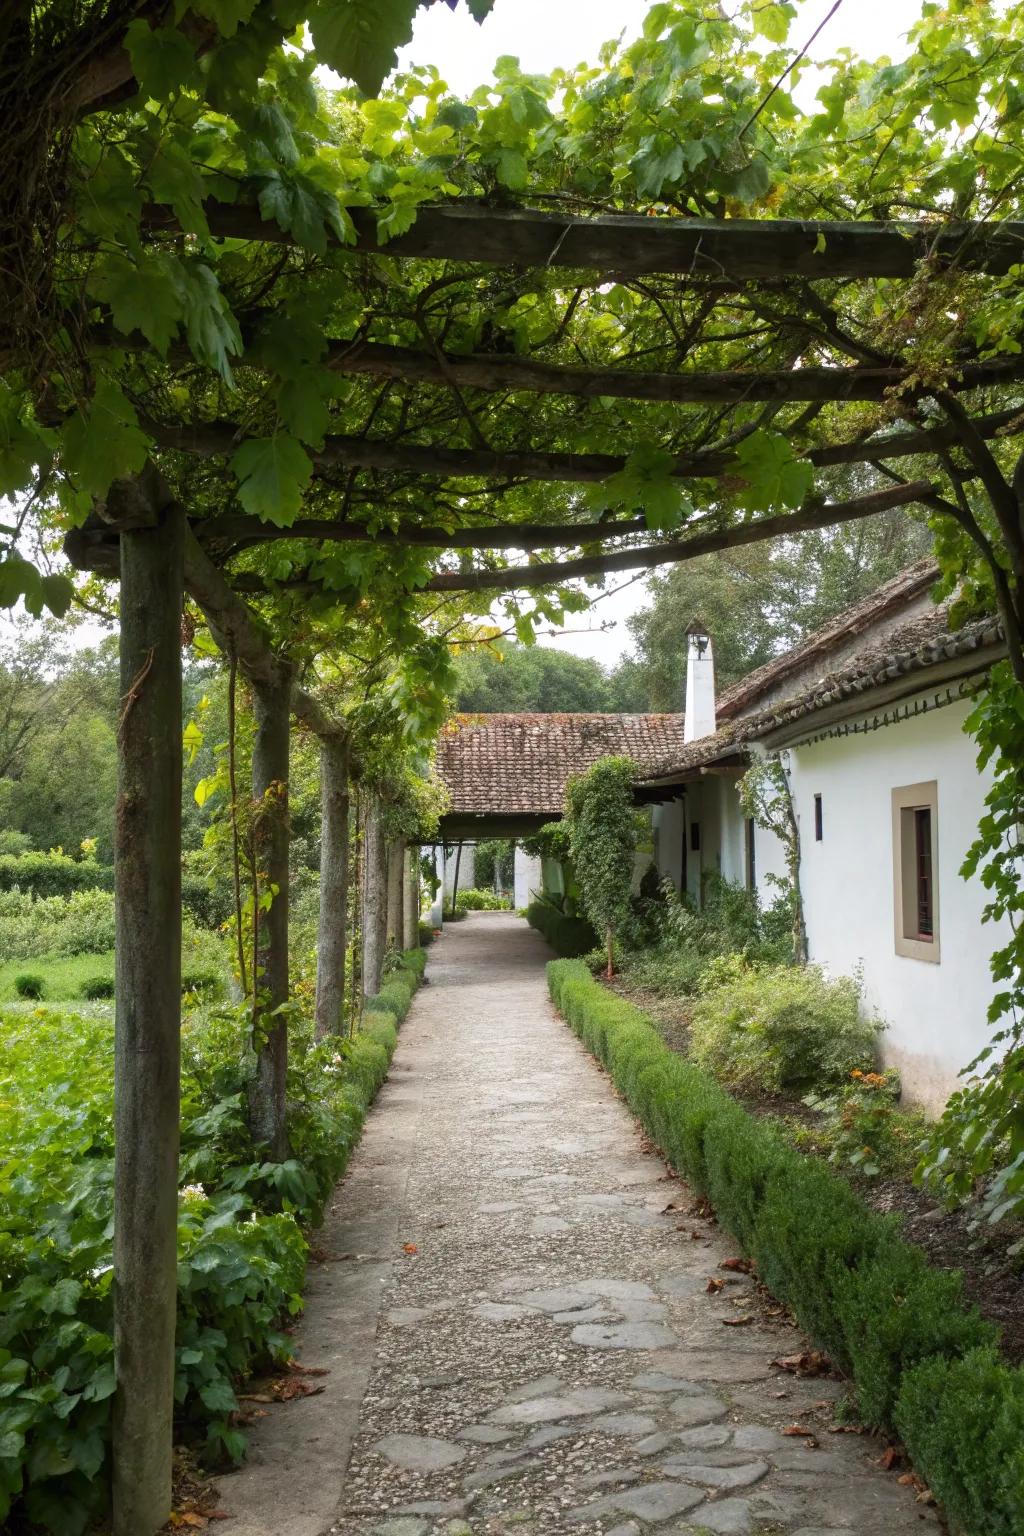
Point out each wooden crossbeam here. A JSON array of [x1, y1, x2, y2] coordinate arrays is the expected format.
[[150, 201, 1024, 280], [319, 339, 1024, 405], [163, 409, 1022, 530]]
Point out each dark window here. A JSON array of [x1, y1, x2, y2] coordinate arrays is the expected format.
[[814, 793, 823, 842], [745, 817, 756, 890], [690, 821, 701, 852], [915, 807, 934, 939]]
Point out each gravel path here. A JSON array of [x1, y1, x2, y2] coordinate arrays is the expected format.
[[221, 913, 939, 1536]]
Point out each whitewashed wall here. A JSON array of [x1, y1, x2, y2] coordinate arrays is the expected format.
[[787, 694, 1007, 1113], [514, 847, 542, 910]]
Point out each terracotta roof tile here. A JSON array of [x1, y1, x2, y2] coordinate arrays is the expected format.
[[436, 712, 686, 817]]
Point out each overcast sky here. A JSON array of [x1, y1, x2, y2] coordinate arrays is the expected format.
[[396, 0, 925, 672]]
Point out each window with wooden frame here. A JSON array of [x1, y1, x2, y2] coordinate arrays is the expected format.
[[891, 781, 940, 963]]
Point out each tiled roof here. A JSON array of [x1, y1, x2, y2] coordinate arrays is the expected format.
[[643, 605, 1003, 780], [716, 558, 939, 721], [436, 712, 687, 817]]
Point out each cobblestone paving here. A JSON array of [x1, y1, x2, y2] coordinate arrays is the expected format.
[[332, 914, 938, 1536]]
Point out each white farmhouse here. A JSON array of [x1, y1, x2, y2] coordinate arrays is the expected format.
[[643, 560, 1007, 1113], [434, 560, 1007, 1112]]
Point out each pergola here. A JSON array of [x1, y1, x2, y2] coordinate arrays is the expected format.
[[58, 195, 1024, 1533]]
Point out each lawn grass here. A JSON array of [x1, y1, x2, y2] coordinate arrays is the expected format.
[[0, 950, 115, 1004]]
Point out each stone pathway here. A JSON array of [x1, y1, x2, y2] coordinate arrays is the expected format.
[[221, 913, 939, 1536]]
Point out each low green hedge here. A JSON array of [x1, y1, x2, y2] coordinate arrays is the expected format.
[[547, 959, 1023, 1536], [364, 948, 427, 1025], [0, 852, 115, 897], [527, 900, 597, 958]]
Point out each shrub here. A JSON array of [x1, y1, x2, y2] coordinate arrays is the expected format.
[[896, 1349, 1024, 1536], [527, 899, 598, 958], [0, 850, 115, 898], [546, 957, 1014, 1532], [13, 973, 45, 999], [0, 886, 116, 960], [418, 923, 436, 946], [689, 960, 878, 1094], [80, 974, 115, 999], [455, 887, 511, 912], [181, 966, 225, 1000]]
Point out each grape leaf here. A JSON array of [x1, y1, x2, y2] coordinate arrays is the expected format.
[[61, 380, 151, 500], [177, 262, 243, 383], [733, 430, 814, 512], [186, 0, 260, 39], [309, 0, 418, 96], [91, 252, 184, 355], [276, 373, 332, 447], [231, 434, 313, 525], [591, 441, 691, 532], [124, 20, 199, 100], [257, 173, 332, 256]]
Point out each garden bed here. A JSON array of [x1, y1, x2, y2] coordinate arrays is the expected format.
[[547, 957, 1024, 1536], [606, 967, 1024, 1365]]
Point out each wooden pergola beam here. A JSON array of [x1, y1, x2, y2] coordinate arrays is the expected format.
[[147, 200, 1024, 280], [319, 338, 1024, 406], [163, 408, 1023, 537]]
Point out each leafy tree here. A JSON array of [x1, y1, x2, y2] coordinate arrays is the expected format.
[[618, 516, 932, 710], [452, 642, 617, 712], [566, 755, 639, 978]]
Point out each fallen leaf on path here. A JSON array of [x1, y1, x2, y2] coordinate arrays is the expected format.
[[237, 1392, 274, 1403], [879, 1446, 903, 1470], [721, 1316, 753, 1327], [828, 1424, 866, 1435], [719, 1257, 754, 1273], [402, 1243, 418, 1255], [783, 1425, 818, 1443], [286, 1361, 329, 1377], [771, 1390, 789, 1399], [770, 1349, 832, 1376], [272, 1379, 325, 1402], [706, 1277, 725, 1294]]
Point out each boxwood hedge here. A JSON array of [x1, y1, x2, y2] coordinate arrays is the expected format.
[[527, 899, 597, 958], [547, 958, 1024, 1536]]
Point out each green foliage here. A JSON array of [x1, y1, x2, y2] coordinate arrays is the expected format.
[[455, 887, 510, 912], [895, 1349, 1024, 1536], [0, 852, 114, 898], [919, 664, 1024, 1233], [803, 1070, 924, 1179], [546, 959, 1005, 1489], [526, 899, 598, 958], [0, 888, 116, 961], [619, 874, 794, 998], [13, 973, 45, 999], [451, 644, 620, 714], [79, 975, 115, 1000], [0, 946, 422, 1531], [565, 756, 639, 970], [472, 838, 514, 890], [689, 960, 878, 1095]]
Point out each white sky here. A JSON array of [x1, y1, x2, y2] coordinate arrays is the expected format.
[[396, 0, 925, 669]]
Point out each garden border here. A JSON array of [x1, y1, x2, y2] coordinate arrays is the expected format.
[[546, 957, 1024, 1536]]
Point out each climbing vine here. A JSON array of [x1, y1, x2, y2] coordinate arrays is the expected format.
[[565, 755, 640, 978]]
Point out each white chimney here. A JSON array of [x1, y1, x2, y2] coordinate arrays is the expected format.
[[684, 621, 716, 742]]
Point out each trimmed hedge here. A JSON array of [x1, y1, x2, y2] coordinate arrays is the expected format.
[[364, 948, 427, 1025], [0, 852, 115, 897], [547, 959, 1023, 1535], [527, 900, 597, 958]]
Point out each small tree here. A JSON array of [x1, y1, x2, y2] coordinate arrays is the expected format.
[[738, 753, 807, 964], [566, 755, 639, 978]]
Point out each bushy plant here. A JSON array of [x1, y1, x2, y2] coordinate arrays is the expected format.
[[896, 1349, 1024, 1536], [689, 960, 878, 1094], [565, 755, 640, 976], [0, 850, 115, 898], [455, 886, 511, 911], [80, 974, 115, 999], [803, 1070, 925, 1178], [13, 973, 45, 999], [527, 898, 597, 958]]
